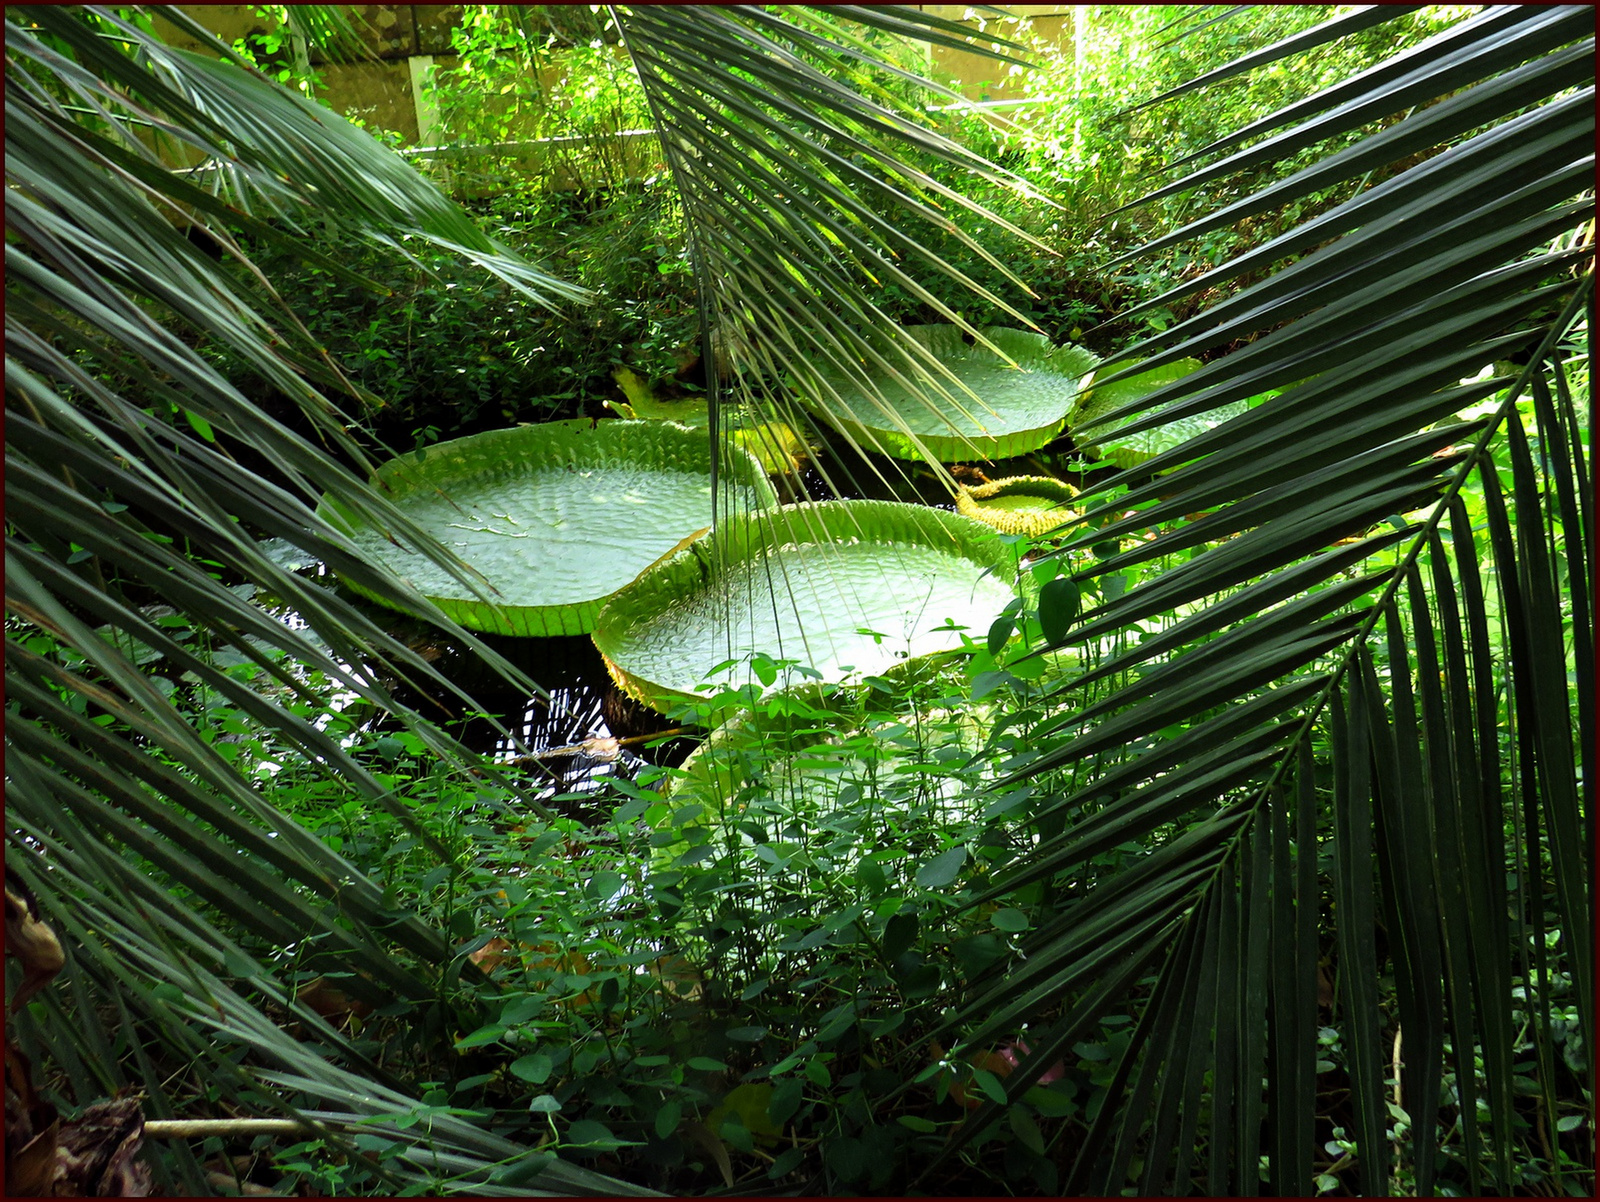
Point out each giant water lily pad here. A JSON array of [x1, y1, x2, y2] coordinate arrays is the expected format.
[[669, 704, 994, 816], [1069, 357, 1246, 469], [955, 474, 1080, 539], [318, 419, 776, 637], [798, 325, 1100, 461], [592, 500, 1021, 712]]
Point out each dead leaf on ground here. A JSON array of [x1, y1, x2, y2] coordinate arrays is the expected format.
[[293, 976, 375, 1025], [5, 1043, 60, 1198], [5, 1043, 150, 1197], [54, 1094, 151, 1197]]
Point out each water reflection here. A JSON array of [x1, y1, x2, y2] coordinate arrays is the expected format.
[[258, 557, 696, 811], [470, 633, 696, 801]]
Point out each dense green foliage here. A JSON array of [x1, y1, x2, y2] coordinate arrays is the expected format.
[[6, 4, 1592, 1198], [207, 189, 695, 445], [216, 5, 1482, 437]]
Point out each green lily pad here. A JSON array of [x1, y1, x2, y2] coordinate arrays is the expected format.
[[318, 419, 776, 637], [798, 326, 1100, 461], [1069, 357, 1245, 469], [955, 475, 1080, 538], [592, 500, 1021, 712], [671, 703, 992, 816], [667, 703, 857, 817], [608, 366, 710, 427], [726, 420, 809, 476]]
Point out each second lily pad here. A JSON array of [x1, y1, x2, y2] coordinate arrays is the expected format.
[[592, 500, 1021, 712], [798, 325, 1100, 461], [609, 367, 808, 474], [955, 475, 1081, 539], [1069, 357, 1247, 469]]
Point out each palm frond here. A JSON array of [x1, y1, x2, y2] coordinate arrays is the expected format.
[[612, 3, 1051, 498], [4, 821, 647, 1196], [923, 7, 1593, 1194], [3, 5, 645, 1191], [1131, 4, 1414, 110]]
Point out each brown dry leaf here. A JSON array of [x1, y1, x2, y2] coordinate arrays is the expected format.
[[53, 1094, 150, 1197], [644, 953, 702, 1002], [7, 1040, 151, 1198], [4, 883, 65, 1015], [468, 936, 518, 975], [6, 1118, 60, 1197], [5, 1040, 46, 1124], [5, 1044, 60, 1197], [1317, 962, 1336, 1010], [293, 976, 374, 1024], [680, 1119, 735, 1189], [705, 1082, 780, 1149], [467, 939, 599, 1008]]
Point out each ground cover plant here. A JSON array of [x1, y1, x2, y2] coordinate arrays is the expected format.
[[5, 3, 1592, 1197]]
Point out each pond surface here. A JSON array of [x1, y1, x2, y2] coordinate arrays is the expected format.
[[373, 619, 697, 796], [258, 560, 692, 801]]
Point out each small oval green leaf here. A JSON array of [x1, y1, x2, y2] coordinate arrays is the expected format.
[[884, 912, 919, 960], [916, 845, 967, 889], [972, 1067, 1009, 1104], [1038, 577, 1081, 644], [986, 614, 1015, 657], [509, 1052, 553, 1084], [768, 1077, 805, 1126], [654, 1099, 682, 1140], [1008, 1107, 1046, 1154], [990, 907, 1029, 933], [566, 1118, 635, 1150], [453, 1023, 506, 1050]]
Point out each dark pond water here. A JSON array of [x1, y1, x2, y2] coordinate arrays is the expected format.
[[356, 610, 698, 795]]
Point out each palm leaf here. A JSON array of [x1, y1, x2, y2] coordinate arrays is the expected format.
[[611, 3, 1052, 501], [4, 5, 656, 1192], [922, 8, 1593, 1195]]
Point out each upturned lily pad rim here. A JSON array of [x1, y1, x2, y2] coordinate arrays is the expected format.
[[608, 369, 810, 475], [955, 473, 1083, 538], [667, 703, 859, 803], [592, 498, 1022, 714], [317, 418, 778, 638], [959, 474, 1080, 504]]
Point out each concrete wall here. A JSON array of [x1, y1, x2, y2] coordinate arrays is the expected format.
[[149, 4, 1078, 181], [155, 4, 463, 145], [921, 4, 1077, 102]]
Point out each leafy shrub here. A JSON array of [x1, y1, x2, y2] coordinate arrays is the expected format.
[[201, 187, 698, 446]]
